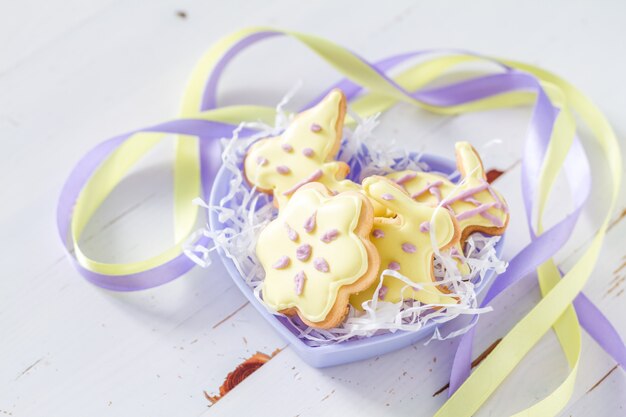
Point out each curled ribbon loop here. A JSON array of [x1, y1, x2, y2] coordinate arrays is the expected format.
[[57, 27, 624, 416]]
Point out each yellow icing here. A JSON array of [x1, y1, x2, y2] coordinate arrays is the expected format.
[[385, 141, 509, 238], [243, 89, 391, 216], [350, 177, 459, 308], [244, 89, 348, 208], [258, 185, 369, 323], [319, 170, 390, 217]]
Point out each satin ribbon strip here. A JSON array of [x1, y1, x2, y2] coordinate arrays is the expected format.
[[57, 109, 276, 290], [57, 27, 624, 416]]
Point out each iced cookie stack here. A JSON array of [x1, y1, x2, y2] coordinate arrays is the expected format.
[[246, 89, 509, 329]]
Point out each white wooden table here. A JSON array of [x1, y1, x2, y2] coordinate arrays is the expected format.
[[1, 1, 625, 416]]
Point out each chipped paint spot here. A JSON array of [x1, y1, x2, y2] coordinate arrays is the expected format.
[[432, 338, 502, 397], [205, 352, 273, 404], [604, 273, 625, 298], [587, 364, 619, 393], [485, 169, 504, 183], [613, 258, 626, 276], [212, 302, 249, 329], [607, 208, 626, 231], [320, 389, 335, 402], [15, 357, 44, 381]]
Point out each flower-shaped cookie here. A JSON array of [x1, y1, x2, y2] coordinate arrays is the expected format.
[[258, 182, 379, 329], [350, 177, 461, 308], [244, 89, 357, 209], [386, 142, 509, 242]]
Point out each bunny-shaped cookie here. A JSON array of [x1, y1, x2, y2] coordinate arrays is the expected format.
[[244, 89, 356, 209], [386, 142, 509, 242], [243, 89, 391, 216], [350, 177, 461, 308]]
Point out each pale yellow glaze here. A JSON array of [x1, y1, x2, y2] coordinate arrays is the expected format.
[[319, 170, 390, 217], [385, 141, 508, 240], [350, 177, 459, 308], [244, 89, 352, 208], [258, 185, 369, 323], [243, 89, 390, 216]]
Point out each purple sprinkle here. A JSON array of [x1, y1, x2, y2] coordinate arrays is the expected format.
[[320, 229, 340, 243], [441, 183, 489, 206], [402, 242, 416, 253], [303, 211, 317, 233], [310, 123, 322, 132], [450, 246, 464, 260], [378, 285, 388, 300], [272, 256, 290, 269], [456, 203, 496, 221], [419, 221, 430, 233], [381, 193, 395, 201], [430, 186, 442, 203], [296, 244, 312, 261], [372, 229, 385, 239], [256, 156, 268, 166], [486, 182, 508, 214], [480, 211, 504, 227], [276, 165, 290, 175], [411, 180, 443, 199], [281, 143, 293, 152], [285, 223, 299, 242], [302, 147, 315, 157], [464, 196, 482, 206], [388, 261, 400, 271], [281, 169, 323, 196], [294, 271, 306, 295], [394, 172, 417, 185], [313, 257, 330, 273]]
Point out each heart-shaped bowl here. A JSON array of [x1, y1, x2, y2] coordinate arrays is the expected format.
[[209, 152, 504, 368]]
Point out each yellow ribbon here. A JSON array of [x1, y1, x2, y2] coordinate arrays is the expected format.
[[71, 27, 621, 416]]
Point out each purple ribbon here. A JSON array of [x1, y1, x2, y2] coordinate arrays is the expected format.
[[57, 31, 625, 380], [56, 119, 255, 291]]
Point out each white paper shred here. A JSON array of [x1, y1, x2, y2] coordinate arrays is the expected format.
[[186, 93, 508, 346]]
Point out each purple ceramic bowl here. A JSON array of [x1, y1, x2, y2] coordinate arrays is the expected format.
[[208, 152, 504, 368]]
